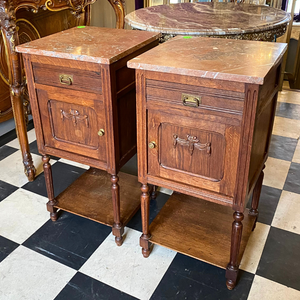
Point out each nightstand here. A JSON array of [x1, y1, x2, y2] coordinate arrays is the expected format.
[[128, 36, 287, 288], [17, 26, 159, 246]]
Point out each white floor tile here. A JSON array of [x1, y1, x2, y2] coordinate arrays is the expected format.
[[0, 189, 49, 244], [272, 191, 300, 234], [58, 158, 90, 170], [263, 157, 291, 189], [240, 223, 270, 274], [157, 186, 173, 195], [292, 140, 300, 163], [0, 246, 76, 300], [6, 128, 36, 149], [277, 90, 300, 105], [80, 227, 176, 300], [247, 275, 300, 300], [0, 150, 55, 187], [272, 116, 300, 139]]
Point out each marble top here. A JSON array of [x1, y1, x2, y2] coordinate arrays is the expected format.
[[125, 3, 290, 36], [16, 27, 160, 64], [127, 36, 287, 84]]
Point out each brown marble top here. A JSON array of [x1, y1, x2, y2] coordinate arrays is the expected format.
[[125, 3, 290, 36], [127, 36, 287, 84], [16, 27, 160, 64]]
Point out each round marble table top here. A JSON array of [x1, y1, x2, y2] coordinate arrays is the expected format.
[[125, 3, 290, 37]]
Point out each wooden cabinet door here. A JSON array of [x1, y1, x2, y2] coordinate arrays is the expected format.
[[36, 85, 107, 162], [147, 110, 241, 197]]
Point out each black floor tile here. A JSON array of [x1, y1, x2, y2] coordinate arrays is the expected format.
[[0, 145, 18, 161], [0, 235, 19, 263], [151, 253, 254, 300], [247, 185, 282, 225], [29, 141, 60, 160], [55, 272, 137, 300], [23, 211, 111, 270], [276, 102, 300, 120], [0, 120, 34, 147], [21, 161, 86, 197], [283, 162, 300, 194], [268, 135, 297, 161], [126, 192, 171, 231], [257, 227, 300, 291], [0, 180, 18, 202], [120, 154, 138, 176]]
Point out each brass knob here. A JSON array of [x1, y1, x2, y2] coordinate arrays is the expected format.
[[98, 129, 105, 136], [148, 142, 156, 149]]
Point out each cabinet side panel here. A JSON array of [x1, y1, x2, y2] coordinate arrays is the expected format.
[[247, 66, 280, 194]]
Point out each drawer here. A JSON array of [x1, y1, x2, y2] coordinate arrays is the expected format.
[[147, 110, 241, 196], [36, 86, 107, 162], [32, 62, 102, 94], [146, 79, 244, 115]]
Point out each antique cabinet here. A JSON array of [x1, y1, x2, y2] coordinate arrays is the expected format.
[[17, 26, 159, 245], [128, 36, 287, 288], [0, 0, 125, 181]]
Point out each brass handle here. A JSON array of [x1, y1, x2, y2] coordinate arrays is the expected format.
[[148, 141, 156, 149], [182, 93, 201, 107], [98, 129, 105, 136], [59, 74, 73, 85]]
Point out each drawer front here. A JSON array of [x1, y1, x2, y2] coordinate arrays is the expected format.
[[36, 86, 106, 162], [32, 62, 102, 94], [146, 79, 244, 115], [147, 110, 240, 196]]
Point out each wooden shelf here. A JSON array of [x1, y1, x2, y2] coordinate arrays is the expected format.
[[55, 168, 141, 227], [149, 192, 256, 269]]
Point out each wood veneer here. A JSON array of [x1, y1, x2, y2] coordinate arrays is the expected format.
[[128, 36, 287, 289], [18, 27, 159, 246]]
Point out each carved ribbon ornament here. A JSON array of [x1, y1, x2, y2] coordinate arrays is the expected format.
[[173, 134, 211, 156], [60, 108, 89, 127]]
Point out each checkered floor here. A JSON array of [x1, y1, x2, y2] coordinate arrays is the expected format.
[[0, 88, 300, 300]]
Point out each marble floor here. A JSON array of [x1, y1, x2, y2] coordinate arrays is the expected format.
[[0, 89, 300, 300]]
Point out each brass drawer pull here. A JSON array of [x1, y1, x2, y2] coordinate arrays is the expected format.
[[148, 141, 156, 149], [182, 94, 201, 107], [98, 129, 105, 136], [59, 74, 73, 85]]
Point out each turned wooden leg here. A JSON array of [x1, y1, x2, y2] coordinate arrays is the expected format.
[[42, 155, 58, 221], [140, 183, 151, 258], [226, 211, 244, 290], [151, 185, 157, 200], [249, 169, 264, 231], [111, 174, 124, 246]]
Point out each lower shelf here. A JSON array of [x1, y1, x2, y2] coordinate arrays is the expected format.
[[55, 168, 141, 227], [149, 192, 256, 269]]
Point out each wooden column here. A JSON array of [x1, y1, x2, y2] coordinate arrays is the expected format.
[[226, 211, 244, 290], [42, 155, 58, 221], [140, 183, 151, 257], [111, 174, 124, 246]]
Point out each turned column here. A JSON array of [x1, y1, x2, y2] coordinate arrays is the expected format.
[[140, 183, 151, 257], [249, 168, 264, 230], [42, 155, 58, 221], [226, 211, 244, 290], [151, 185, 157, 199], [111, 174, 124, 246], [0, 2, 35, 181]]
